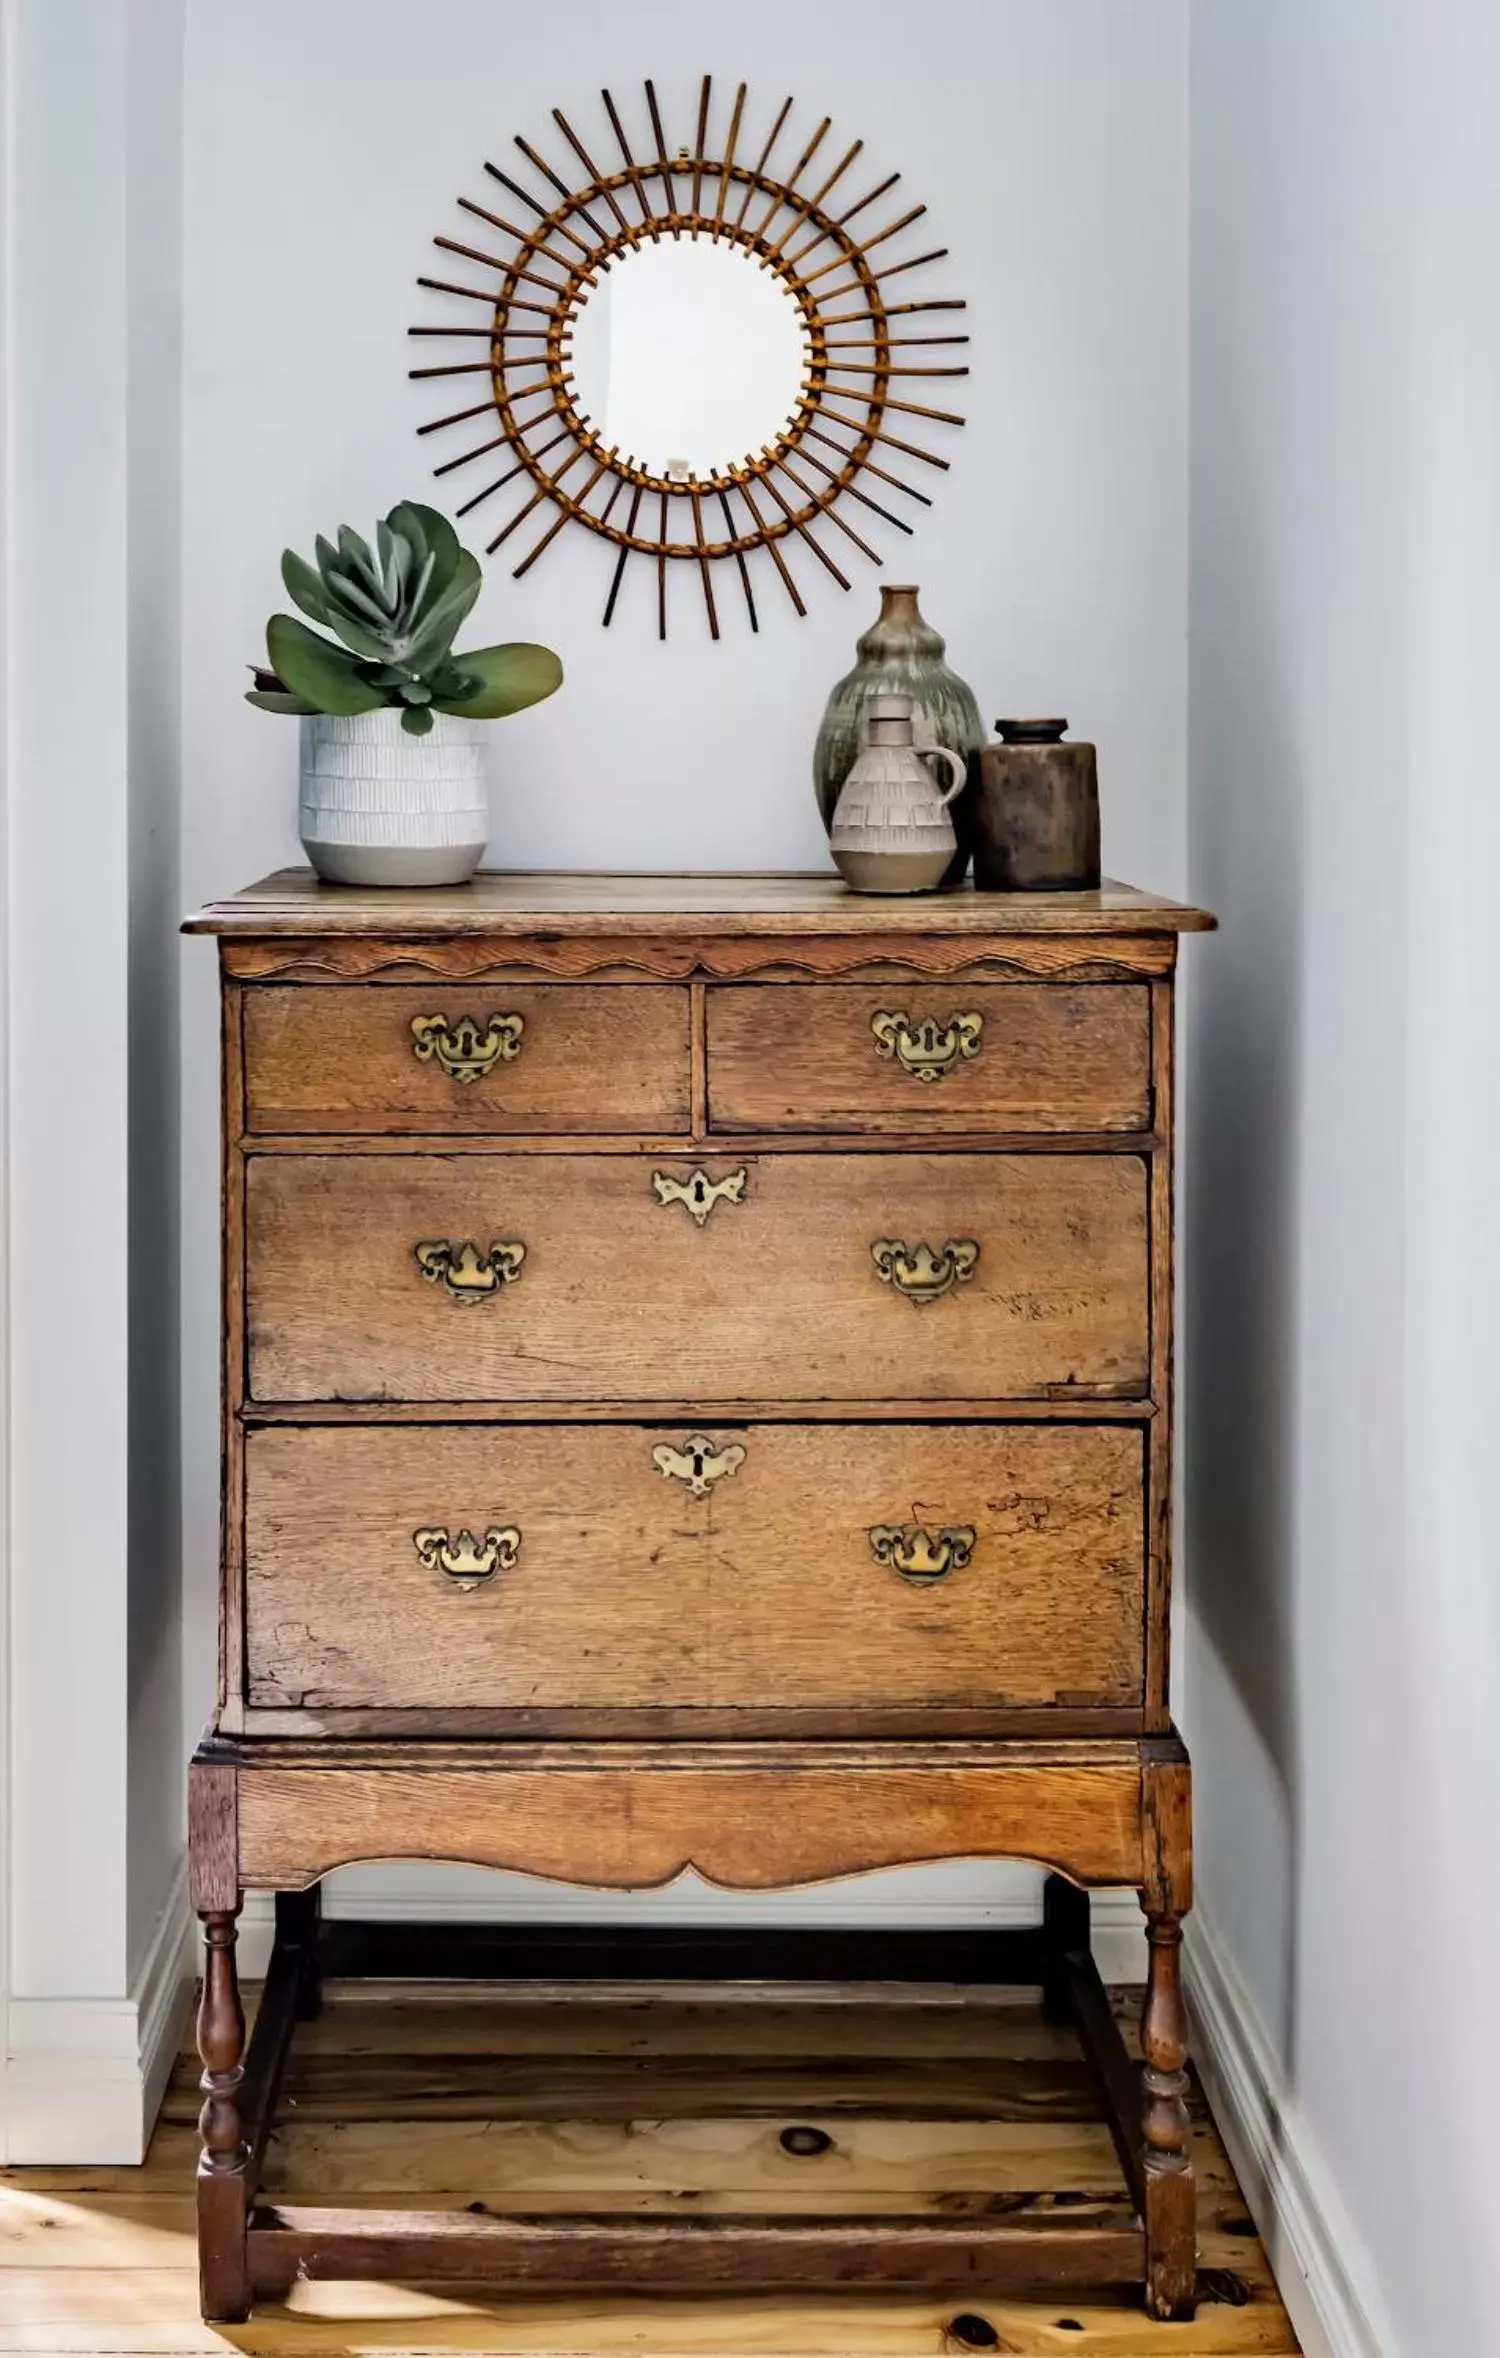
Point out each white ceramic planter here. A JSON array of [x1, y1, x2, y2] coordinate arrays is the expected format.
[[298, 710, 488, 886]]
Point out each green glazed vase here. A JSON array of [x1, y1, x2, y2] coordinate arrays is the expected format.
[[813, 584, 984, 886]]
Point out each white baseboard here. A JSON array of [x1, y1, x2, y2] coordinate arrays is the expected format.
[[2, 1855, 194, 2165], [1185, 1908, 1394, 2358], [239, 1866, 1148, 1982]]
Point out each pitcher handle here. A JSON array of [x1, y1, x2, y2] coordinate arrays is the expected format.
[[920, 745, 968, 806]]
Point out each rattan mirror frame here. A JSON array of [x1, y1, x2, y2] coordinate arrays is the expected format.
[[410, 77, 968, 638]]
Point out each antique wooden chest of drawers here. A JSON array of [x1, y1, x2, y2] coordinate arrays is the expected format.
[[185, 870, 1213, 2321]]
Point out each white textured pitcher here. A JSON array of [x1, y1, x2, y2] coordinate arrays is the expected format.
[[829, 692, 966, 894], [299, 710, 488, 886]]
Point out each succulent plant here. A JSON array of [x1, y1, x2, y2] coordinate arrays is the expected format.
[[247, 500, 562, 735]]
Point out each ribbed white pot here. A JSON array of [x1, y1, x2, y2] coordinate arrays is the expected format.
[[298, 710, 488, 886]]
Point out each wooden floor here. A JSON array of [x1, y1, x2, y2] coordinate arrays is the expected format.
[[0, 1977, 1299, 2356]]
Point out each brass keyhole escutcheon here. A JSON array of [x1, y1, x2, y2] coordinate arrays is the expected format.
[[410, 1011, 524, 1083], [652, 1166, 748, 1226], [651, 1434, 747, 1497], [870, 1010, 984, 1083]]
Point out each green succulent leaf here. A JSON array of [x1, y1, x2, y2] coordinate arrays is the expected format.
[[389, 501, 462, 605], [281, 550, 334, 628], [407, 549, 438, 621], [430, 664, 481, 702], [402, 550, 483, 672], [376, 519, 408, 608], [245, 686, 321, 715], [393, 503, 427, 560], [266, 613, 388, 715], [433, 641, 564, 719], [336, 525, 391, 609], [400, 703, 436, 735], [325, 567, 397, 633], [313, 602, 399, 664]]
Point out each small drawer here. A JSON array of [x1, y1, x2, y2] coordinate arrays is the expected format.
[[242, 984, 691, 1135], [706, 983, 1151, 1132], [245, 1150, 1149, 1404], [244, 1423, 1145, 1713]]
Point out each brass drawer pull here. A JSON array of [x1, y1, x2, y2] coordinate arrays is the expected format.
[[414, 1238, 526, 1303], [413, 1524, 521, 1590], [410, 1011, 524, 1083], [652, 1433, 747, 1497], [870, 1009, 984, 1083], [871, 1237, 979, 1304], [869, 1523, 977, 1583], [652, 1166, 748, 1226]]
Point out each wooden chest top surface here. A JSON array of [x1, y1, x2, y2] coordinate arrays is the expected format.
[[186, 868, 1216, 939]]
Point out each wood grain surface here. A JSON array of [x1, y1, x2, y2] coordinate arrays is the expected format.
[[244, 1152, 1151, 1405], [707, 984, 1151, 1133], [233, 1753, 1147, 1891], [223, 933, 1179, 985], [186, 867, 1218, 938], [245, 2207, 1146, 2294], [244, 985, 691, 1135], [0, 1981, 1294, 2356], [242, 1423, 1145, 1714]]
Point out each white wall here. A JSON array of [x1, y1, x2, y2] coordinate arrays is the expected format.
[[1, 0, 188, 2163], [126, 0, 185, 2000], [1186, 3, 1500, 2350], [179, 0, 1191, 1937], [6, 11, 1493, 2313]]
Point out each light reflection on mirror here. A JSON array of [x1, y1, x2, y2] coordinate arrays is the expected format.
[[567, 239, 810, 484]]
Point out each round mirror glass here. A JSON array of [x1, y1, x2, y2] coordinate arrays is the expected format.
[[567, 238, 809, 483]]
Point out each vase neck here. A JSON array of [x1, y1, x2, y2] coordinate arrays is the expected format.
[[858, 584, 943, 662]]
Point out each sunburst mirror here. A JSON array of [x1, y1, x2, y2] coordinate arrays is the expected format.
[[410, 77, 967, 638]]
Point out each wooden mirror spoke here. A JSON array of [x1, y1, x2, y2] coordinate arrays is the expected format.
[[412, 79, 966, 637]]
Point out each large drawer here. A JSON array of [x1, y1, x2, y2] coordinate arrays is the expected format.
[[707, 984, 1151, 1132], [242, 984, 692, 1134], [244, 1423, 1146, 1712], [245, 1151, 1150, 1403]]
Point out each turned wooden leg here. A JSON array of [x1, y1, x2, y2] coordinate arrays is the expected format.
[[197, 1904, 250, 2323], [1140, 1907, 1196, 2319]]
